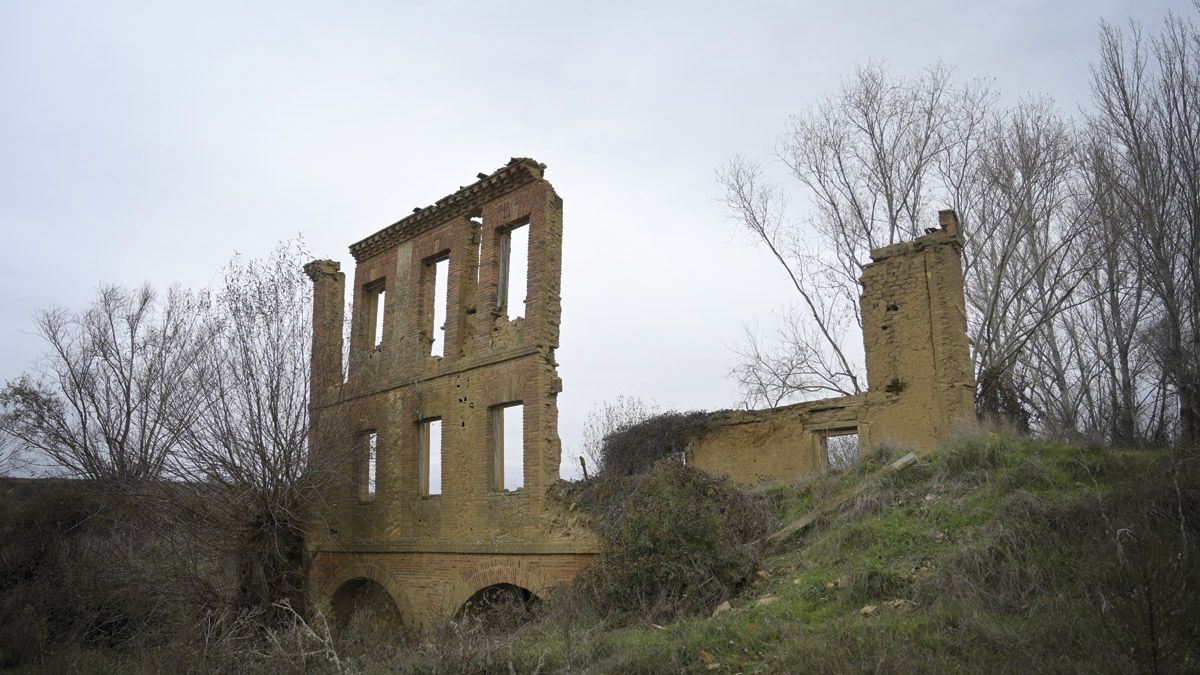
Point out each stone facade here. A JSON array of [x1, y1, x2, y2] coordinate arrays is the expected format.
[[688, 211, 976, 484], [304, 159, 598, 627]]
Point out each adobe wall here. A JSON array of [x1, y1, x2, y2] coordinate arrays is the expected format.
[[304, 159, 599, 628], [689, 211, 976, 484]]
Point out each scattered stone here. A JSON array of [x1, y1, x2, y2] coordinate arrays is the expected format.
[[860, 604, 879, 616], [712, 601, 732, 617], [755, 595, 779, 607]]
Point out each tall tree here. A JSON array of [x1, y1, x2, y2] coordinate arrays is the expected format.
[[169, 238, 334, 611], [1089, 9, 1200, 444], [721, 63, 1086, 431], [964, 97, 1092, 431]]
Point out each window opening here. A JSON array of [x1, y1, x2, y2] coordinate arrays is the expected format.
[[491, 403, 524, 491], [419, 419, 443, 496], [430, 258, 449, 357], [361, 430, 378, 501], [471, 216, 483, 285], [364, 279, 386, 349], [822, 430, 860, 471], [374, 289, 386, 347], [342, 283, 353, 382], [497, 223, 528, 319]]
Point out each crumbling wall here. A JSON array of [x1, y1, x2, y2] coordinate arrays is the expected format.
[[305, 159, 598, 626], [689, 211, 976, 484]]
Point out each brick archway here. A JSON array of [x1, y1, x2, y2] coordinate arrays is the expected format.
[[440, 560, 558, 618], [316, 558, 416, 627]]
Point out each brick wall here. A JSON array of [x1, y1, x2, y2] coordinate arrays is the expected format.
[[305, 159, 598, 626]]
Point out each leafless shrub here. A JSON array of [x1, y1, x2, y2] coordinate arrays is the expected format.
[[168, 238, 349, 614], [0, 479, 223, 669]]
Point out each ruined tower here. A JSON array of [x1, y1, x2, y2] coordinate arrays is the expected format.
[[688, 210, 976, 483]]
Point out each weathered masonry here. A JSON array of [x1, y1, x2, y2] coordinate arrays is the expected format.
[[304, 159, 598, 627], [688, 211, 976, 484]]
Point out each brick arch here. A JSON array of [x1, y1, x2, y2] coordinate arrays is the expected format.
[[440, 560, 559, 618], [317, 559, 416, 627]]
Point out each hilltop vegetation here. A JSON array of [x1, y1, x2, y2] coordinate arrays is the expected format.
[[7, 430, 1196, 674], [472, 432, 1198, 674]]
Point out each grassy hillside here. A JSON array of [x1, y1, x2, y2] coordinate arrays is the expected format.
[[502, 433, 1199, 674], [8, 432, 1198, 674], [391, 432, 1199, 674]]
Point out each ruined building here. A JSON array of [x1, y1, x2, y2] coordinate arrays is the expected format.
[[688, 211, 977, 484], [304, 160, 974, 626], [304, 159, 598, 627]]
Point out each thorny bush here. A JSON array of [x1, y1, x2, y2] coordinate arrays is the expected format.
[[596, 410, 724, 477]]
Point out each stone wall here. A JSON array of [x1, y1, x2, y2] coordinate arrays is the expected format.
[[305, 159, 599, 628], [689, 211, 976, 484]]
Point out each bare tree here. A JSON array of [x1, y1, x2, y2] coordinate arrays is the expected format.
[[720, 64, 989, 404], [1088, 9, 1200, 445], [0, 431, 22, 476], [1051, 132, 1164, 445], [0, 285, 210, 481], [721, 58, 1131, 439], [168, 238, 327, 612], [728, 312, 855, 407], [580, 395, 660, 476], [964, 97, 1093, 430]]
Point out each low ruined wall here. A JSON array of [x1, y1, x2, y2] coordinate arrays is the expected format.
[[687, 396, 865, 484]]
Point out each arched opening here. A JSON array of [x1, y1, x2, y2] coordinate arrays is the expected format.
[[457, 583, 541, 631], [330, 577, 403, 632]]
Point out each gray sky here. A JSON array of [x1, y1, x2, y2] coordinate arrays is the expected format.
[[0, 0, 1189, 478]]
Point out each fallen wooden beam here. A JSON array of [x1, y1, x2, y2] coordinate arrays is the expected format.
[[766, 452, 918, 544]]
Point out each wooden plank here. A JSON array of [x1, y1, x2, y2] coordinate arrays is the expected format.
[[766, 452, 918, 544]]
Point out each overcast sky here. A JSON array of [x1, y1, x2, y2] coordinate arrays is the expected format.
[[0, 0, 1189, 478]]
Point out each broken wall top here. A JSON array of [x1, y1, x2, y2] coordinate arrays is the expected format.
[[350, 158, 548, 263]]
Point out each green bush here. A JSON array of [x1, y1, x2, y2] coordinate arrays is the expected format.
[[579, 460, 774, 622]]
